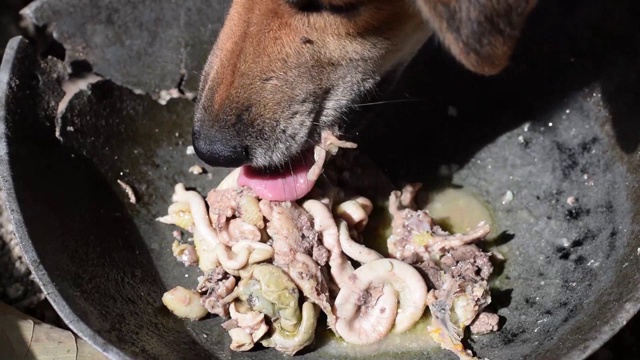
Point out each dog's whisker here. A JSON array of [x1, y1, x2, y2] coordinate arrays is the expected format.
[[288, 159, 297, 199], [279, 161, 287, 199], [303, 136, 323, 149], [354, 98, 425, 107], [300, 154, 310, 191]]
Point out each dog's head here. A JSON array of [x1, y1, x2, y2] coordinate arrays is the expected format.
[[193, 0, 536, 198], [193, 0, 429, 170]]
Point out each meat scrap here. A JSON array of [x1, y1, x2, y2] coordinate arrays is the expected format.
[[206, 187, 256, 232], [260, 200, 335, 328], [425, 245, 494, 360], [387, 185, 495, 360], [221, 302, 270, 351], [117, 179, 137, 204], [470, 312, 500, 335], [440, 245, 493, 283], [231, 264, 319, 355], [307, 130, 357, 183], [261, 201, 329, 267], [197, 266, 237, 317], [387, 187, 490, 264], [172, 241, 198, 267], [425, 244, 494, 360]]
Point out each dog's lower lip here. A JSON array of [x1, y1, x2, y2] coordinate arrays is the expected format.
[[237, 148, 317, 201]]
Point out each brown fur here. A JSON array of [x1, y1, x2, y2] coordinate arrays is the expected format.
[[193, 0, 536, 169]]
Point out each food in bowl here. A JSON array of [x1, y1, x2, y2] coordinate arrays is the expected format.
[[158, 132, 497, 359]]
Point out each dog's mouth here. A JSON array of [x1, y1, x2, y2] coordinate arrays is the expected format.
[[236, 131, 356, 202]]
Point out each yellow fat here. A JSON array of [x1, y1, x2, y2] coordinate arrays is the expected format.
[[239, 195, 264, 228], [413, 232, 434, 247]]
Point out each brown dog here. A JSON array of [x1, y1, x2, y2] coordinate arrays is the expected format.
[[193, 0, 536, 200]]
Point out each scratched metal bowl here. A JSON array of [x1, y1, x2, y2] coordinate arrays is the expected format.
[[1, 0, 640, 359]]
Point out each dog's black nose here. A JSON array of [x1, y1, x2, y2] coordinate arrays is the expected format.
[[192, 125, 249, 168]]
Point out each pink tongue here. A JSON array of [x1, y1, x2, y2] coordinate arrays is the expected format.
[[237, 156, 316, 202]]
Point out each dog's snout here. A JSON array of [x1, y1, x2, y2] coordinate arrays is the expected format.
[[192, 122, 249, 168]]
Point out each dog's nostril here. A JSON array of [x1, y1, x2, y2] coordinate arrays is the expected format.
[[192, 126, 249, 168]]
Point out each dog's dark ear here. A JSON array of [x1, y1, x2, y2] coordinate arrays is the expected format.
[[416, 0, 536, 75]]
